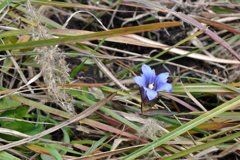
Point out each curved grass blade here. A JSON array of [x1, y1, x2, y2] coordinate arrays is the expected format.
[[177, 12, 240, 61]]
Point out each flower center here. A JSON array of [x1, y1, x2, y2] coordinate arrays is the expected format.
[[148, 83, 154, 90]]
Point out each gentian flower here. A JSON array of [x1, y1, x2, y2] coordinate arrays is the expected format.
[[133, 64, 172, 101]]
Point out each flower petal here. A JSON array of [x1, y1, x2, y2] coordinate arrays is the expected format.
[[156, 83, 172, 92], [144, 87, 158, 100], [141, 64, 155, 82], [133, 76, 146, 87], [156, 72, 169, 83]]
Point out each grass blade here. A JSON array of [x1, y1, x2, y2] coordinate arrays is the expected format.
[[0, 22, 181, 51], [163, 131, 240, 160], [124, 95, 240, 159]]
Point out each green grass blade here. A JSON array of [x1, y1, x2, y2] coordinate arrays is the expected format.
[[154, 115, 208, 134], [0, 151, 20, 160], [76, 95, 140, 131], [70, 58, 87, 78], [10, 95, 71, 119], [172, 83, 239, 93], [163, 131, 240, 160], [45, 145, 63, 160], [124, 95, 240, 159], [0, 0, 11, 12], [84, 134, 109, 155]]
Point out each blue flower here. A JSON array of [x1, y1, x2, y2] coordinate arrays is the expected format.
[[133, 64, 172, 101]]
